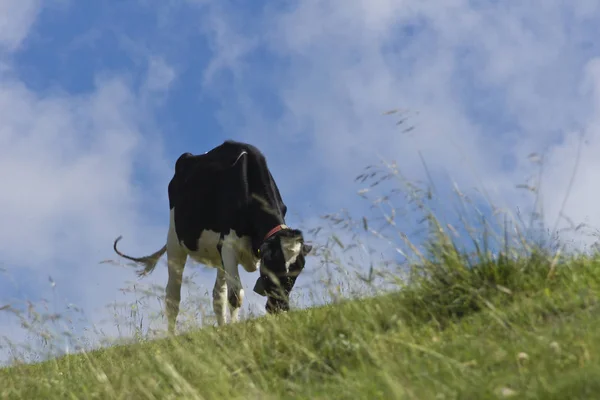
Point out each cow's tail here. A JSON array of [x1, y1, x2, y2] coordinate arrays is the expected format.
[[113, 236, 167, 277]]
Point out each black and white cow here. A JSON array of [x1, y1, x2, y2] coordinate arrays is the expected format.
[[112, 140, 312, 334]]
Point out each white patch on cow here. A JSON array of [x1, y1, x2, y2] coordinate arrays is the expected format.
[[280, 236, 302, 271], [221, 230, 261, 273], [168, 208, 261, 325], [175, 222, 259, 273], [234, 237, 261, 274], [185, 229, 223, 267], [166, 208, 182, 253]]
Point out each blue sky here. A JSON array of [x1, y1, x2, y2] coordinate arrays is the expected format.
[[1, 0, 600, 363]]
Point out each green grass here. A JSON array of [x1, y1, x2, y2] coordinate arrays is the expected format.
[[2, 154, 597, 399], [2, 248, 599, 399]]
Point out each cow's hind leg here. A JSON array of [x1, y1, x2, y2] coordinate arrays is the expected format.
[[213, 267, 228, 326], [220, 245, 244, 323], [165, 240, 187, 335]]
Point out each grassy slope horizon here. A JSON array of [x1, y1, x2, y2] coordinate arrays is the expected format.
[[1, 240, 599, 399], [2, 156, 599, 399]]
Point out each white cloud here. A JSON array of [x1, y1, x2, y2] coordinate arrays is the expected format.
[[0, 39, 178, 358], [0, 73, 172, 338], [198, 3, 258, 87], [198, 0, 600, 249], [0, 75, 158, 267], [516, 58, 600, 246], [0, 0, 41, 52], [144, 56, 176, 93]]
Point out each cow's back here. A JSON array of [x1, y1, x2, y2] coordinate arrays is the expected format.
[[167, 141, 266, 251]]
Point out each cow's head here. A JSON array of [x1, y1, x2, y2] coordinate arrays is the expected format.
[[253, 228, 312, 313]]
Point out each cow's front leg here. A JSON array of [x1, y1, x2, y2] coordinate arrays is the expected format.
[[220, 245, 244, 323]]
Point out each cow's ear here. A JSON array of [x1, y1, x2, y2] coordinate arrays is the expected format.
[[289, 228, 303, 238], [302, 243, 313, 256]]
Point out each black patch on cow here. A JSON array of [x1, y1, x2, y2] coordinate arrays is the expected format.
[[168, 140, 288, 253]]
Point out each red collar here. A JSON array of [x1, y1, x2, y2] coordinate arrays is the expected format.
[[264, 224, 288, 241]]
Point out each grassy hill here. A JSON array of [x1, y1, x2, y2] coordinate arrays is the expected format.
[[1, 245, 599, 399], [2, 162, 599, 399]]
